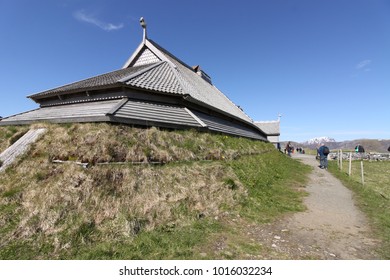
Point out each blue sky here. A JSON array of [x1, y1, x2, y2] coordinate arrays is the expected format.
[[1, 0, 389, 142]]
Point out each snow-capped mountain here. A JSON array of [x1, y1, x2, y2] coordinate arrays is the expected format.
[[304, 136, 336, 145]]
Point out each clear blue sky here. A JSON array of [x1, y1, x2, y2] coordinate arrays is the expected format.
[[1, 0, 389, 142]]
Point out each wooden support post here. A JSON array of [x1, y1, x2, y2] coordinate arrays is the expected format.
[[361, 161, 365, 185], [339, 149, 343, 170], [348, 152, 352, 176]]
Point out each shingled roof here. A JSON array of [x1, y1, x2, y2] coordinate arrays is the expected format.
[[254, 120, 280, 136], [254, 120, 280, 144], [27, 64, 157, 98], [1, 28, 267, 141]]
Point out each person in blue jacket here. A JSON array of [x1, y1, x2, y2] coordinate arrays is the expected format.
[[318, 143, 329, 169]]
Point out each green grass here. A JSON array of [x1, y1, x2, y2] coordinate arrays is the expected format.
[[60, 219, 223, 260], [192, 151, 311, 259], [228, 152, 311, 223], [328, 160, 390, 259], [0, 126, 29, 153]]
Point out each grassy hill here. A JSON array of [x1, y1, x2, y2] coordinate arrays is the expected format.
[[0, 123, 310, 259]]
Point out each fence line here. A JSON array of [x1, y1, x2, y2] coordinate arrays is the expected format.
[[332, 150, 366, 185]]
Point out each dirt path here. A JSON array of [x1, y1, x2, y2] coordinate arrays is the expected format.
[[248, 153, 380, 259]]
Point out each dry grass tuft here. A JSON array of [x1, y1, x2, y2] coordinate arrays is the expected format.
[[3, 160, 245, 247], [34, 123, 271, 165]]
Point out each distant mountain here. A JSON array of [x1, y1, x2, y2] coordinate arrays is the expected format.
[[304, 136, 336, 146]]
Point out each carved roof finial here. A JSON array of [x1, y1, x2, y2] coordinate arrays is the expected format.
[[140, 17, 147, 41]]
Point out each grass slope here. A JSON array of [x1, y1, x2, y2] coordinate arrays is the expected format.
[[0, 123, 310, 259]]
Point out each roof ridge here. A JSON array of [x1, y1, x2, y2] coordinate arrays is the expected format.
[[124, 61, 185, 95], [118, 61, 164, 83], [147, 40, 203, 96], [162, 59, 189, 95], [122, 41, 145, 69], [146, 39, 194, 71], [255, 120, 280, 123]]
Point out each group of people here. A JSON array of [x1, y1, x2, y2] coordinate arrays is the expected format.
[[285, 141, 329, 169], [284, 142, 305, 157], [284, 142, 390, 169]]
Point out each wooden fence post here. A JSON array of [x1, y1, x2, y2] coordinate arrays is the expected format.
[[339, 149, 343, 170], [337, 150, 340, 168], [348, 152, 352, 176], [361, 161, 365, 185]]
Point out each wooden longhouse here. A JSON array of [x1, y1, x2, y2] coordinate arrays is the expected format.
[[0, 19, 268, 141]]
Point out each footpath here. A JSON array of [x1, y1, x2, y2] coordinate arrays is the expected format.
[[249, 153, 379, 259]]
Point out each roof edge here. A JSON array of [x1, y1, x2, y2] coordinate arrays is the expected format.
[[183, 95, 266, 134], [122, 40, 145, 69]]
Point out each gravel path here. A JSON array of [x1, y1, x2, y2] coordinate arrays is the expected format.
[[249, 153, 380, 259]]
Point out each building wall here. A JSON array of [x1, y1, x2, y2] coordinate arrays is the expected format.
[[268, 135, 279, 144]]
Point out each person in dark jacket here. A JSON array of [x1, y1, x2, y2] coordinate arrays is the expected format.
[[318, 143, 329, 169], [355, 145, 365, 153], [286, 142, 292, 157]]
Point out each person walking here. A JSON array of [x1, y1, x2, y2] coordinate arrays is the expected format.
[[286, 141, 292, 157], [318, 143, 330, 169]]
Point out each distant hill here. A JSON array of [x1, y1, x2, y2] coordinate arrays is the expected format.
[[282, 138, 390, 153], [327, 139, 390, 153]]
